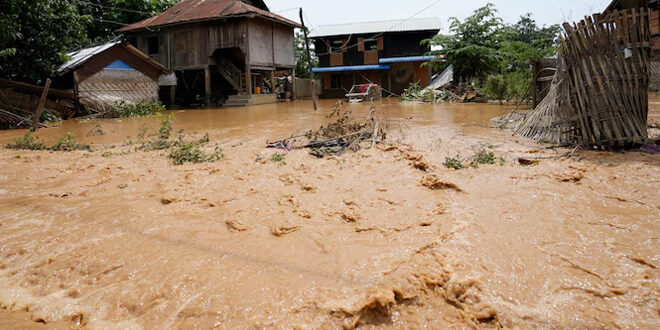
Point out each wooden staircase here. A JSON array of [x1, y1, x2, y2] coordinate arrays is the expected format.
[[216, 57, 246, 94]]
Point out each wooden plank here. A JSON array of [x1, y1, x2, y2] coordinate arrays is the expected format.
[[32, 78, 51, 131]]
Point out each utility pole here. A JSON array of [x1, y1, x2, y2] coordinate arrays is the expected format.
[[299, 8, 317, 110]]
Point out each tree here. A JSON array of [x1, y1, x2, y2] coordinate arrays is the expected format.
[[0, 0, 179, 85], [423, 3, 503, 81], [294, 28, 317, 78], [0, 0, 89, 84], [79, 0, 179, 42]]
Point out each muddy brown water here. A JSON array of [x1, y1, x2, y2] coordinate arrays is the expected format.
[[0, 97, 659, 329]]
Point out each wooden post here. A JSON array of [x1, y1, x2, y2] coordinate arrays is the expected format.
[[245, 64, 252, 95], [291, 68, 296, 100], [270, 69, 276, 94], [204, 67, 212, 105], [170, 85, 176, 106], [32, 78, 51, 131], [299, 8, 317, 110]]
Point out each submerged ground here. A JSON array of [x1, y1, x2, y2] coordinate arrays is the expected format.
[[0, 97, 659, 329]]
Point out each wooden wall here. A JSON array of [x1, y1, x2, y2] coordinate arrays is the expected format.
[[132, 18, 295, 71]]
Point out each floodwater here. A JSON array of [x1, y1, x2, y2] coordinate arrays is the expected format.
[[0, 97, 659, 329]]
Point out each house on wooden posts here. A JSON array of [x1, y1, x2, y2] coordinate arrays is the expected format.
[[602, 0, 660, 90], [57, 42, 171, 113], [309, 18, 442, 99], [118, 0, 301, 106]]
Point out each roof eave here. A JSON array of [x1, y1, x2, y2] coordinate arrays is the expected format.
[[310, 28, 441, 39], [119, 13, 301, 33]]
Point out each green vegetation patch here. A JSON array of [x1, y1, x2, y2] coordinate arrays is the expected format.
[[6, 132, 91, 152], [104, 100, 165, 118]]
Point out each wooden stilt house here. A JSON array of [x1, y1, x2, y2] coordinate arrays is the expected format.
[[118, 0, 301, 106]]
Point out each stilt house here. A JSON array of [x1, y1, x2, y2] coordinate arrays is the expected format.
[[309, 18, 442, 98], [118, 0, 301, 106]]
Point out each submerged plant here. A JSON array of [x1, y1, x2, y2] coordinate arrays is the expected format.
[[269, 152, 287, 165], [5, 132, 91, 151], [5, 132, 47, 150], [106, 100, 165, 118], [168, 141, 223, 165], [50, 133, 92, 151], [470, 150, 496, 167], [443, 156, 463, 170]]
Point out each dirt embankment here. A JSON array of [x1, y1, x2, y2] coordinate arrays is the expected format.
[[0, 98, 658, 328]]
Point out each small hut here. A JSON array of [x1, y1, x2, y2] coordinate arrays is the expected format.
[[57, 42, 171, 113]]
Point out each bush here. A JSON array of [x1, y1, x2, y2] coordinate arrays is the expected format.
[[168, 142, 223, 165], [105, 100, 165, 118], [484, 75, 508, 102], [444, 156, 464, 170], [401, 82, 435, 103], [5, 132, 47, 150], [5, 132, 91, 151], [470, 151, 495, 167]]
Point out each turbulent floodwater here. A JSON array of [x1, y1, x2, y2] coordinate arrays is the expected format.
[[0, 97, 659, 329]]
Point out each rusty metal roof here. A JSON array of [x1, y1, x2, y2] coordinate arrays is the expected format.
[[118, 0, 300, 32]]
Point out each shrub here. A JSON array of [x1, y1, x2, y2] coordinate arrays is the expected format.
[[168, 142, 223, 165], [5, 132, 47, 150], [401, 82, 435, 103], [50, 133, 92, 151], [105, 100, 165, 118], [444, 156, 463, 170]]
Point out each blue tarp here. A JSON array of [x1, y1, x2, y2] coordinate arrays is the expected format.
[[311, 65, 389, 73], [105, 59, 134, 70], [379, 56, 437, 64]]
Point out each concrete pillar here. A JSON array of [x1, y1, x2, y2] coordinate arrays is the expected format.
[[204, 67, 211, 104]]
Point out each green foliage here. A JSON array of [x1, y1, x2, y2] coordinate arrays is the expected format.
[[269, 152, 286, 165], [105, 100, 165, 118], [470, 151, 495, 167], [423, 4, 561, 103], [0, 0, 89, 84], [0, 0, 178, 84], [400, 82, 435, 103], [80, 0, 179, 43], [484, 75, 508, 102], [50, 133, 93, 151], [168, 140, 223, 165], [443, 156, 464, 170], [6, 131, 91, 151], [5, 132, 47, 150], [294, 28, 317, 78], [424, 4, 503, 81], [157, 112, 173, 140]]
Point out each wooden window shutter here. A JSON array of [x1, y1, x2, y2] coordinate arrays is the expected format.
[[342, 39, 348, 52], [358, 38, 365, 52], [377, 36, 384, 51]]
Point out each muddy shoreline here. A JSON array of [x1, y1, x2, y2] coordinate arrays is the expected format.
[[0, 98, 658, 328]]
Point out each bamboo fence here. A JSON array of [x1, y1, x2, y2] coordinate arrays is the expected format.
[[514, 9, 652, 148]]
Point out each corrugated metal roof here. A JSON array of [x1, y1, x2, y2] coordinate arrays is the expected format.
[[311, 65, 390, 73], [118, 0, 300, 32], [58, 42, 120, 74], [309, 17, 442, 38]]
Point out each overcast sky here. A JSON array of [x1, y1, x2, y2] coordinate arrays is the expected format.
[[267, 0, 613, 31]]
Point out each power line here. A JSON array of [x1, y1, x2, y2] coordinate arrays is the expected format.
[[77, 0, 162, 15]]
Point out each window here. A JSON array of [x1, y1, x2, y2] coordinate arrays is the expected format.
[[147, 36, 159, 55], [330, 75, 341, 89], [331, 40, 344, 54], [364, 39, 378, 51]]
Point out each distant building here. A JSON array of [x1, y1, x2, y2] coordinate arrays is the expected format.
[[310, 18, 442, 98], [118, 0, 301, 106], [57, 42, 171, 112]]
